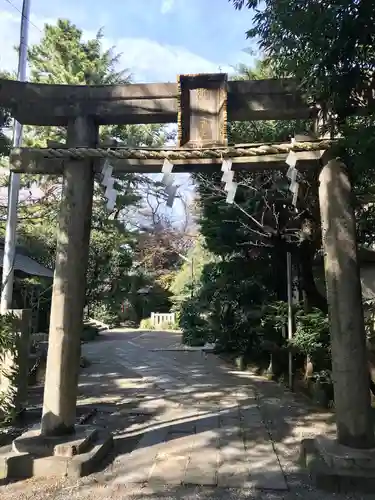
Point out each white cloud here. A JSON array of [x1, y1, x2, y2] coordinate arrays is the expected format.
[[0, 8, 203, 215], [160, 0, 175, 14], [0, 8, 233, 82], [0, 10, 55, 74], [109, 37, 233, 82]]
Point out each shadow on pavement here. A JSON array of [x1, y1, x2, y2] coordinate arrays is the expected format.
[[0, 330, 341, 499]]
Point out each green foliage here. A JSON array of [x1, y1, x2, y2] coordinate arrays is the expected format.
[[262, 301, 288, 332], [159, 321, 179, 330], [293, 308, 330, 361], [0, 71, 12, 159], [170, 236, 216, 307], [0, 313, 17, 354], [80, 324, 100, 342], [183, 60, 301, 355], [0, 313, 20, 424], [29, 19, 128, 85], [139, 318, 155, 330], [180, 298, 209, 346], [230, 0, 375, 251], [139, 318, 178, 331], [0, 18, 173, 326], [88, 302, 120, 328], [225, 3, 375, 382], [178, 251, 276, 353], [231, 0, 375, 115], [263, 300, 330, 362]]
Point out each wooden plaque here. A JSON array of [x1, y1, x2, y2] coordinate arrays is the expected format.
[[177, 73, 228, 148]]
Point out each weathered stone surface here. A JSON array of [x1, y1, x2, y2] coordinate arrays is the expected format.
[[54, 427, 97, 457], [217, 431, 250, 487], [112, 427, 169, 484], [148, 456, 188, 486], [0, 77, 313, 127], [243, 425, 287, 491], [301, 437, 375, 493], [319, 159, 374, 448], [177, 73, 228, 148], [67, 430, 113, 478], [12, 426, 97, 457], [315, 434, 375, 470], [41, 117, 97, 437], [183, 455, 218, 486], [183, 430, 219, 486], [1, 429, 112, 480], [0, 447, 32, 480]]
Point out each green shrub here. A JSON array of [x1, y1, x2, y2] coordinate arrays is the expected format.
[[0, 312, 19, 425], [292, 308, 330, 364], [89, 302, 119, 328], [263, 300, 330, 366], [180, 299, 209, 346], [122, 319, 138, 328], [80, 324, 100, 342], [139, 318, 179, 331], [159, 321, 179, 330], [139, 318, 155, 330]]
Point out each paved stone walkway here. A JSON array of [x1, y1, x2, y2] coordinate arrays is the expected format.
[[0, 330, 372, 499]]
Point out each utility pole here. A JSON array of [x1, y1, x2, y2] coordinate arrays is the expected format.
[[286, 250, 293, 389], [1, 0, 31, 312]]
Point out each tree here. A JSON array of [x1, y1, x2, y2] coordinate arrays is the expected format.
[[230, 0, 375, 303], [194, 59, 327, 310], [170, 235, 215, 307], [0, 71, 12, 161], [25, 19, 168, 148], [176, 61, 330, 380], [1, 19, 171, 325], [231, 0, 375, 117]]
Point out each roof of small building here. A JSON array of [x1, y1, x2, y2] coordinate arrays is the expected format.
[[0, 239, 53, 278]]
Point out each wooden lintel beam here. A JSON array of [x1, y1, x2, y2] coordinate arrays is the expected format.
[[10, 150, 324, 175], [0, 76, 316, 126]]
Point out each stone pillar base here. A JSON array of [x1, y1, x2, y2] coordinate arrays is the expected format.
[[300, 435, 375, 493], [0, 425, 112, 481]]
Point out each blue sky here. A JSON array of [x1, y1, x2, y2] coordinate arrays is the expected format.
[[0, 0, 257, 82], [0, 0, 258, 221]]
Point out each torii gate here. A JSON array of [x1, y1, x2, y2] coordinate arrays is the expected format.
[[0, 73, 373, 486]]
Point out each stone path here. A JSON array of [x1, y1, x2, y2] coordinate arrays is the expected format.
[[0, 329, 372, 499], [91, 334, 287, 491]]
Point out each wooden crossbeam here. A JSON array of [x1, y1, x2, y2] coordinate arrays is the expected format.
[[0, 76, 316, 126], [10, 149, 324, 175]]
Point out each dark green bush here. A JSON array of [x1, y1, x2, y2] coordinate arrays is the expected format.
[[293, 308, 330, 365], [180, 299, 210, 346], [80, 324, 100, 342], [0, 312, 19, 424], [139, 318, 155, 330]]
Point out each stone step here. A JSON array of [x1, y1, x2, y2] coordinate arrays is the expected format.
[[0, 429, 113, 480]]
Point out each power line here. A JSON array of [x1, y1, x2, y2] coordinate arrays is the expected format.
[[4, 0, 42, 32]]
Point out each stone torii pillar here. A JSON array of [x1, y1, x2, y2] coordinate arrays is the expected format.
[[318, 158, 374, 450], [41, 116, 97, 436], [304, 156, 375, 493]]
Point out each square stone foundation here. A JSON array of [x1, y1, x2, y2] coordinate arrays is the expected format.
[[300, 434, 375, 494], [0, 425, 113, 482]]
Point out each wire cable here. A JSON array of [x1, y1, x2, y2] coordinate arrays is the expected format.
[[3, 0, 42, 32]]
